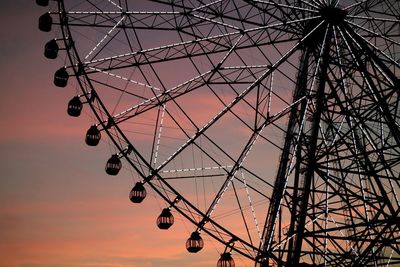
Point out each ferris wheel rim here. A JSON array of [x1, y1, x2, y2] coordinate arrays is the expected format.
[[55, 0, 281, 263], [43, 0, 400, 265]]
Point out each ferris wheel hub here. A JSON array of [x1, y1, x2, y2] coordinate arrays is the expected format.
[[319, 6, 348, 26], [301, 6, 348, 48]]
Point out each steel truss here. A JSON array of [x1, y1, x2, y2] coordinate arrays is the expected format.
[[38, 0, 400, 266]]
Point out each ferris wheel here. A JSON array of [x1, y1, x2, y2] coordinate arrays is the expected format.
[[37, 0, 400, 266]]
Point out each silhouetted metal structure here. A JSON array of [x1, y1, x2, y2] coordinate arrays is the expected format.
[[53, 67, 68, 87], [85, 125, 101, 146], [36, 0, 48, 7], [38, 12, 52, 32], [129, 182, 147, 204], [67, 96, 82, 117], [186, 231, 204, 253], [44, 39, 59, 59], [105, 154, 122, 176], [157, 208, 174, 229], [218, 252, 235, 267], [37, 0, 400, 266]]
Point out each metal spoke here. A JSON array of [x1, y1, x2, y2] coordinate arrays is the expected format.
[[39, 0, 400, 265]]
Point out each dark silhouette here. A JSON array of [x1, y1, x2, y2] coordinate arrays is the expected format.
[[129, 182, 147, 203], [105, 154, 122, 176], [157, 208, 174, 230], [53, 67, 69, 87], [67, 96, 83, 117], [85, 126, 101, 146], [186, 232, 204, 253], [217, 252, 235, 267], [36, 0, 49, 6], [38, 13, 52, 32], [44, 39, 59, 59]]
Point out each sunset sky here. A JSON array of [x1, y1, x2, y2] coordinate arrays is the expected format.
[[0, 1, 231, 266], [2, 1, 399, 267]]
